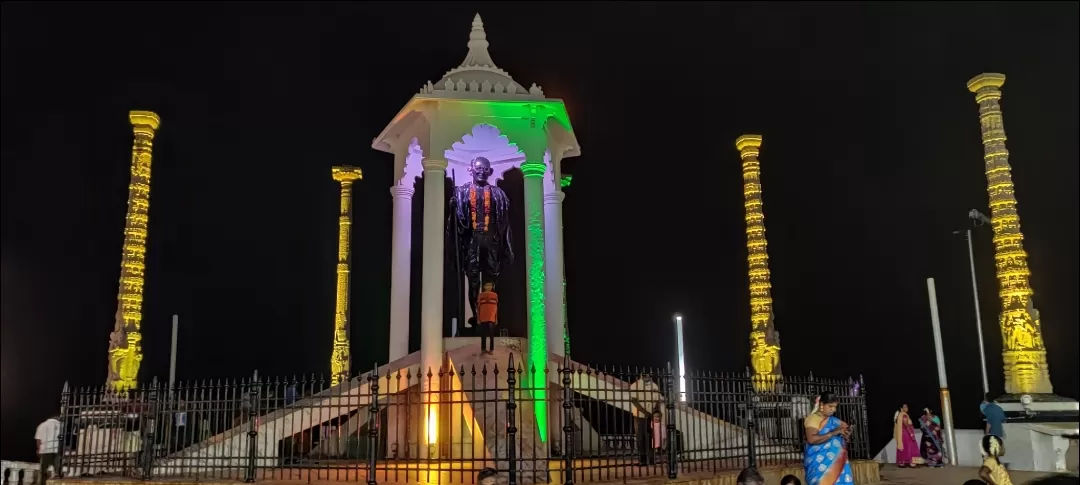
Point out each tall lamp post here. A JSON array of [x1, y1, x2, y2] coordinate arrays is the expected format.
[[953, 209, 992, 396], [674, 314, 687, 402]]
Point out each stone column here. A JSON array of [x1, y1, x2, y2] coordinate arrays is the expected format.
[[735, 135, 782, 390], [543, 188, 566, 358], [967, 73, 1052, 395], [330, 166, 362, 385], [520, 158, 550, 442], [420, 157, 447, 450], [106, 110, 160, 393], [388, 180, 415, 362]]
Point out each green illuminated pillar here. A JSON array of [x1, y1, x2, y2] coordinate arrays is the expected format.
[[521, 158, 549, 442]]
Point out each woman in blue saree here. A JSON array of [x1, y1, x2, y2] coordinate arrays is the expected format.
[[804, 392, 854, 485], [919, 408, 945, 467]]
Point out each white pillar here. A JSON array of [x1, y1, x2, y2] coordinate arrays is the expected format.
[[419, 157, 446, 453], [419, 158, 447, 376], [543, 190, 566, 357], [388, 182, 414, 362]]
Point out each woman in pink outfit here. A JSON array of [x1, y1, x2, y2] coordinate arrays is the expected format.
[[650, 410, 667, 463], [894, 404, 921, 467]]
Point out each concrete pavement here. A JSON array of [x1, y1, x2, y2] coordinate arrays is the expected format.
[[878, 464, 1076, 484]]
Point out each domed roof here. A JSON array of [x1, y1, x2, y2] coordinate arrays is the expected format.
[[419, 14, 544, 99]]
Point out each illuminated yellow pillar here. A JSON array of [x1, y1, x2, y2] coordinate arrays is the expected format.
[[967, 73, 1052, 395], [735, 135, 782, 390], [330, 166, 363, 385], [106, 111, 161, 392]]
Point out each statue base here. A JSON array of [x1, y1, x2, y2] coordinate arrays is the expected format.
[[996, 393, 1079, 420], [990, 394, 1078, 473]]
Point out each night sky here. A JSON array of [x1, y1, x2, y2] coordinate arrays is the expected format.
[[2, 1, 1077, 462]]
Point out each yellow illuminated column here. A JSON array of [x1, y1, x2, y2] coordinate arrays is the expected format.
[[330, 166, 363, 385], [735, 135, 782, 389], [967, 73, 1052, 395], [106, 111, 161, 392]]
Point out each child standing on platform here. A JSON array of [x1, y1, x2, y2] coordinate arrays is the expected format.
[[477, 281, 499, 354], [979, 435, 1014, 485]]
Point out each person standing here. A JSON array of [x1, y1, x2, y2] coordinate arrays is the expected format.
[[803, 392, 854, 485], [894, 404, 921, 468], [477, 281, 499, 354], [35, 415, 62, 485], [982, 393, 1007, 438], [919, 407, 945, 467], [648, 410, 667, 465]]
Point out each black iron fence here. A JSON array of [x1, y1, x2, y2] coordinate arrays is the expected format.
[[54, 355, 868, 484]]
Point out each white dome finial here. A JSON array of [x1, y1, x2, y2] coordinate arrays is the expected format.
[[460, 13, 495, 68]]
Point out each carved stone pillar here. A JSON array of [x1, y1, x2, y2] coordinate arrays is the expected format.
[[330, 166, 362, 385], [106, 110, 160, 392], [735, 135, 782, 390], [967, 73, 1052, 395]]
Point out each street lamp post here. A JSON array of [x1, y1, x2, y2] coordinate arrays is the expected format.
[[956, 209, 992, 396], [674, 314, 686, 402]]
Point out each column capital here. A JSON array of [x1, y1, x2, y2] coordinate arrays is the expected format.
[[391, 183, 416, 199], [129, 110, 161, 137], [422, 158, 448, 171], [967, 73, 1006, 94], [332, 165, 363, 184], [521, 159, 546, 178], [735, 134, 763, 158], [544, 191, 565, 204]]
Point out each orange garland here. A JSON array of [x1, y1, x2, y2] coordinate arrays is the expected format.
[[469, 186, 491, 231], [470, 186, 477, 229], [484, 187, 491, 229]]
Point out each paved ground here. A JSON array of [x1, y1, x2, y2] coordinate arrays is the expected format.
[[878, 464, 1076, 484]]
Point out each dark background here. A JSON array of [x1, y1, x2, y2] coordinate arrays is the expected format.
[[2, 1, 1077, 461]]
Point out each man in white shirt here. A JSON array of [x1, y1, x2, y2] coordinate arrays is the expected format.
[[35, 415, 62, 484]]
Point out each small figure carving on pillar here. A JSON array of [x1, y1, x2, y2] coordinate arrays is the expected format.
[[449, 157, 514, 327]]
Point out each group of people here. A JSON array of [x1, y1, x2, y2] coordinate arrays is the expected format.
[[733, 391, 1013, 485], [735, 468, 803, 485], [891, 394, 1018, 485], [892, 403, 948, 468]]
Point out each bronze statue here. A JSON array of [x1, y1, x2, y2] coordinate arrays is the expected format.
[[449, 157, 514, 326]]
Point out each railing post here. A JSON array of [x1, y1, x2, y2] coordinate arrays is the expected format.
[[746, 369, 757, 470], [506, 354, 518, 485], [245, 372, 259, 483], [665, 362, 677, 479], [141, 378, 159, 480], [368, 363, 380, 485], [561, 356, 574, 485], [57, 382, 70, 479], [858, 374, 869, 459]]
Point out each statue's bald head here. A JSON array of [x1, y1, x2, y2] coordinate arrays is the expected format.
[[469, 157, 493, 184]]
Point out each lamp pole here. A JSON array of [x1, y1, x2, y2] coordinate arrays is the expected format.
[[674, 314, 686, 402], [954, 209, 991, 396], [926, 278, 959, 465]]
